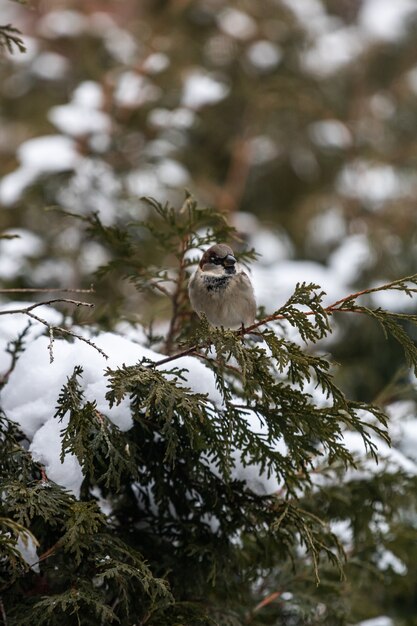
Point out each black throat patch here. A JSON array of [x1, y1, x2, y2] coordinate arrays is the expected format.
[[203, 274, 232, 292]]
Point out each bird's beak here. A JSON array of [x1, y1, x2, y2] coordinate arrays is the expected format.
[[223, 254, 236, 267]]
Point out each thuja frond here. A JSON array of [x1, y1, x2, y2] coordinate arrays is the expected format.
[[0, 322, 32, 387], [272, 502, 345, 584], [273, 282, 331, 342], [58, 500, 105, 566], [334, 274, 417, 308], [0, 411, 34, 479], [186, 317, 389, 490], [0, 517, 36, 580], [141, 193, 240, 254], [55, 366, 138, 488], [343, 306, 417, 375], [106, 361, 216, 465], [0, 24, 26, 54], [16, 585, 120, 626], [92, 535, 173, 617], [1, 481, 71, 528]]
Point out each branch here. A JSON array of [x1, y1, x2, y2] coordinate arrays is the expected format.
[[0, 299, 108, 362], [0, 299, 93, 317], [149, 276, 417, 369], [164, 233, 190, 355], [0, 287, 95, 294]]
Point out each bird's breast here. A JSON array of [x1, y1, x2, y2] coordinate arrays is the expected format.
[[202, 274, 232, 292]]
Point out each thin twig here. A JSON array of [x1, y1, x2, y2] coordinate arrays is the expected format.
[[190, 350, 242, 375], [0, 299, 108, 361], [253, 590, 282, 613], [217, 137, 251, 214], [164, 234, 190, 355], [0, 287, 95, 294], [148, 280, 172, 298], [0, 298, 94, 316]]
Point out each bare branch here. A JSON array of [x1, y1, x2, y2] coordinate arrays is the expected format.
[[0, 287, 95, 294], [164, 233, 190, 355], [0, 299, 94, 316], [0, 299, 108, 361]]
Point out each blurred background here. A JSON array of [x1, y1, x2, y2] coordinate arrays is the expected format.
[[3, 3, 417, 624], [1, 0, 417, 400]]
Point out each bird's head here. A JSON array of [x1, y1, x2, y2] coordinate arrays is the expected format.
[[199, 244, 237, 275]]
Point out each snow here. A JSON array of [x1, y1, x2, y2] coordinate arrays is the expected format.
[[283, 0, 417, 76], [126, 168, 160, 199], [0, 303, 62, 372], [0, 229, 44, 280], [218, 8, 257, 40], [0, 168, 37, 207], [308, 120, 352, 149], [0, 328, 226, 497], [370, 94, 396, 120], [49, 106, 110, 138], [246, 41, 282, 71], [281, 0, 328, 36], [203, 409, 287, 496], [31, 417, 84, 498], [114, 72, 160, 108], [377, 549, 407, 575], [387, 400, 417, 462], [252, 259, 346, 311], [290, 146, 319, 181], [308, 207, 346, 248], [48, 81, 111, 138], [359, 0, 417, 42], [181, 71, 230, 109], [337, 160, 417, 209], [156, 159, 190, 187], [142, 53, 170, 74], [3, 333, 137, 439], [341, 431, 417, 479], [16, 531, 40, 573], [148, 108, 195, 130], [302, 26, 364, 76], [355, 618, 394, 626], [370, 285, 417, 313], [0, 315, 290, 499], [328, 234, 374, 285], [251, 229, 292, 265], [31, 52, 69, 80], [19, 136, 78, 171], [88, 14, 137, 65], [0, 136, 80, 206], [73, 81, 104, 109], [56, 158, 123, 224], [38, 10, 88, 38], [330, 519, 353, 549], [248, 135, 280, 165]]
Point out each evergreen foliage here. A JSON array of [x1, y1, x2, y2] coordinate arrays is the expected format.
[[2, 197, 417, 624], [0, 23, 25, 55]]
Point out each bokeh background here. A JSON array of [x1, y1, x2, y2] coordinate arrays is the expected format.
[[2, 2, 417, 624], [3, 0, 417, 402]]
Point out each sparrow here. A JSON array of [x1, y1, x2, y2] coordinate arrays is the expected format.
[[188, 243, 256, 329]]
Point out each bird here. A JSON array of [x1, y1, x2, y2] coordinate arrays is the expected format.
[[188, 243, 256, 330]]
